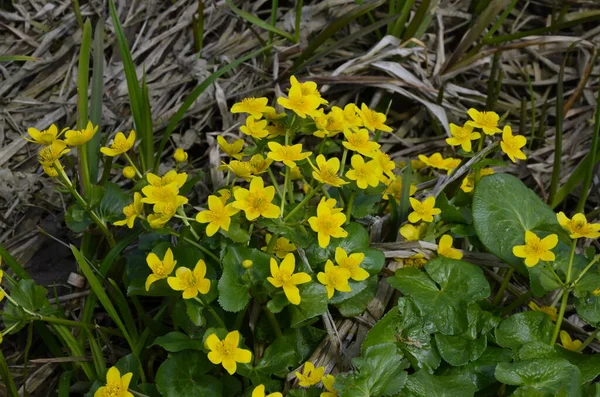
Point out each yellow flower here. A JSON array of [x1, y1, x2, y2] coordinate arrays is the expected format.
[[264, 110, 287, 120], [141, 183, 181, 205], [371, 150, 395, 180], [559, 330, 582, 352], [262, 234, 296, 259], [291, 76, 328, 105], [174, 148, 188, 163], [231, 97, 275, 119], [318, 260, 352, 298], [217, 136, 245, 160], [417, 153, 452, 171], [308, 198, 348, 248], [241, 116, 269, 139], [437, 235, 463, 260], [383, 178, 417, 201], [249, 154, 273, 174], [266, 121, 286, 138], [277, 77, 323, 119], [321, 374, 338, 397], [152, 195, 188, 216], [167, 259, 211, 299], [335, 247, 368, 281], [401, 253, 428, 268], [400, 223, 426, 241], [219, 160, 254, 181], [557, 212, 600, 239], [232, 177, 280, 220], [592, 288, 600, 296], [43, 165, 59, 177], [314, 107, 345, 138], [408, 196, 441, 223], [252, 384, 283, 397], [145, 248, 176, 291], [311, 155, 347, 187], [100, 130, 135, 157], [196, 195, 239, 236], [346, 154, 381, 189], [94, 366, 133, 397], [443, 158, 461, 174], [528, 302, 557, 322], [500, 126, 527, 163], [63, 121, 98, 146], [267, 253, 311, 305], [206, 331, 252, 375], [512, 230, 558, 267], [0, 268, 4, 302], [466, 109, 501, 135], [146, 170, 187, 188], [267, 142, 312, 168], [342, 129, 380, 157], [357, 103, 392, 132], [114, 193, 144, 228], [38, 140, 70, 166], [342, 103, 363, 131], [460, 168, 494, 193], [217, 188, 232, 203], [446, 123, 481, 152], [295, 361, 325, 387], [319, 197, 343, 213], [122, 166, 136, 179], [25, 124, 65, 145]]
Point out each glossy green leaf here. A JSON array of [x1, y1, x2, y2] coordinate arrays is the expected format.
[[575, 295, 600, 326], [156, 351, 222, 397], [402, 370, 476, 397], [152, 332, 205, 352], [289, 283, 328, 328], [495, 312, 554, 351]]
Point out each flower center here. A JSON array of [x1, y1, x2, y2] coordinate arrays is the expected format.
[[103, 382, 123, 397], [123, 204, 137, 217]]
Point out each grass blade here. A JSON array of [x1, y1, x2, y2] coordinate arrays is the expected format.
[[390, 0, 414, 38], [0, 55, 38, 62], [154, 45, 272, 171], [548, 54, 567, 205], [108, 278, 139, 340], [88, 19, 105, 183], [225, 0, 295, 42], [58, 371, 72, 397], [0, 350, 18, 397], [0, 243, 31, 281], [576, 81, 600, 212], [86, 329, 107, 377], [401, 0, 431, 41], [77, 19, 92, 194], [53, 325, 97, 380]]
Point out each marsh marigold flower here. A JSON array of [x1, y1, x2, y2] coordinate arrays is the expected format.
[[466, 109, 501, 135], [147, 170, 187, 188], [342, 129, 380, 156], [408, 196, 441, 223], [446, 123, 481, 152], [277, 76, 323, 119], [231, 97, 275, 119], [295, 361, 324, 387], [122, 166, 136, 179], [335, 247, 369, 281], [196, 195, 239, 236], [232, 177, 280, 220], [500, 126, 527, 163], [26, 124, 64, 145], [559, 331, 582, 352], [38, 140, 70, 167], [308, 198, 348, 248], [557, 212, 600, 239], [512, 230, 558, 267], [267, 142, 312, 168], [400, 223, 426, 241], [114, 192, 144, 228], [342, 103, 363, 131], [402, 253, 428, 268], [346, 154, 381, 189], [418, 153, 460, 174], [371, 150, 396, 180], [252, 385, 282, 397], [145, 248, 176, 291], [167, 259, 211, 299], [311, 155, 347, 187], [267, 253, 311, 305], [528, 302, 557, 322], [141, 183, 182, 205], [174, 148, 188, 163], [383, 178, 417, 202], [249, 154, 273, 174], [262, 234, 296, 259], [318, 260, 351, 299], [321, 374, 338, 397], [100, 130, 135, 157], [357, 103, 392, 132], [220, 160, 254, 181], [241, 116, 269, 139], [314, 107, 345, 138], [94, 366, 133, 397], [64, 121, 98, 146], [460, 168, 494, 193], [206, 331, 252, 375], [292, 76, 328, 105], [217, 136, 244, 160], [437, 235, 463, 260]]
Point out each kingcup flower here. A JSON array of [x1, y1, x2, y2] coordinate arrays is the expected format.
[[466, 108, 501, 135], [146, 170, 187, 188], [206, 331, 252, 374], [308, 198, 348, 248], [248, 154, 273, 174], [311, 155, 347, 187], [342, 128, 380, 156], [345, 154, 381, 189], [399, 223, 426, 241], [94, 367, 133, 397], [38, 140, 70, 166], [267, 142, 312, 168], [277, 76, 323, 118], [342, 103, 363, 130], [408, 196, 441, 223], [314, 107, 345, 138], [295, 361, 325, 387], [292, 76, 328, 105], [114, 192, 143, 228], [437, 234, 463, 260], [63, 121, 98, 146], [512, 230, 558, 267], [262, 234, 296, 259], [446, 123, 481, 152], [26, 124, 64, 145], [167, 259, 211, 299], [557, 212, 600, 239], [357, 103, 392, 132], [100, 130, 136, 157], [220, 160, 254, 181], [402, 253, 428, 268], [232, 177, 280, 220], [317, 260, 352, 299], [383, 178, 417, 201], [460, 168, 494, 192], [174, 148, 188, 163], [559, 331, 582, 352], [500, 125, 527, 163], [528, 302, 557, 322], [321, 374, 338, 397], [335, 247, 369, 281], [217, 136, 245, 160], [241, 116, 269, 139], [371, 150, 396, 180], [196, 195, 239, 236], [252, 384, 282, 397], [145, 248, 176, 291], [231, 97, 275, 119], [267, 253, 311, 305], [122, 166, 136, 179], [418, 153, 460, 173]]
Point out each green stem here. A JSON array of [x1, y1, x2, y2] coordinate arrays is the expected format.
[[294, 0, 303, 43], [264, 307, 283, 337], [576, 328, 599, 352], [284, 185, 319, 222], [280, 168, 289, 216], [339, 148, 348, 176], [492, 267, 515, 305], [286, 168, 295, 204], [247, 223, 254, 246], [194, 296, 226, 329], [267, 168, 283, 200], [182, 237, 220, 264], [266, 233, 279, 255], [123, 152, 143, 178], [345, 191, 355, 224], [544, 261, 564, 287], [79, 144, 92, 196], [551, 240, 577, 345], [177, 207, 201, 241], [572, 254, 600, 286]]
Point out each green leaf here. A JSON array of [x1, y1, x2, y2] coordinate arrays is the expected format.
[[473, 174, 561, 273], [437, 192, 472, 224], [65, 204, 93, 233], [402, 370, 476, 397], [495, 312, 554, 351], [115, 354, 141, 387], [96, 182, 131, 223], [305, 223, 371, 266], [351, 193, 383, 218], [435, 333, 487, 367], [289, 283, 328, 327], [335, 277, 377, 317], [220, 220, 250, 243], [495, 358, 582, 397], [575, 295, 600, 326], [225, 0, 295, 42], [3, 280, 52, 332], [155, 351, 222, 397], [152, 332, 205, 352], [239, 333, 300, 384], [336, 343, 408, 397]]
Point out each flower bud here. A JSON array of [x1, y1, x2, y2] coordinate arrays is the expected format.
[[242, 259, 253, 269], [174, 148, 188, 163], [43, 165, 58, 177], [122, 166, 136, 179]]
